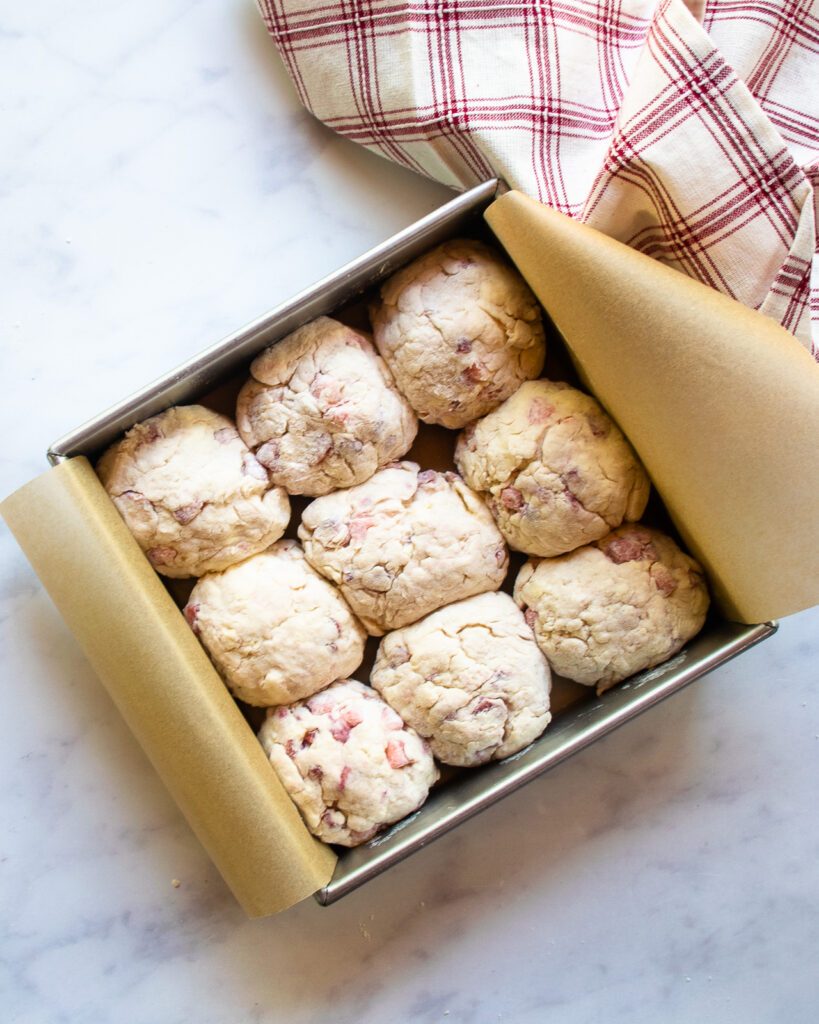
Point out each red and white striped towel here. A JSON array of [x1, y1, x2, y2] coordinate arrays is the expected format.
[[258, 0, 819, 356]]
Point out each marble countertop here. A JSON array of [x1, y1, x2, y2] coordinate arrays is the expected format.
[[2, 2, 817, 1021]]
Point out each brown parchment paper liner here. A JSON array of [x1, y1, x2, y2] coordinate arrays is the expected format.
[[486, 190, 819, 624], [0, 457, 336, 917]]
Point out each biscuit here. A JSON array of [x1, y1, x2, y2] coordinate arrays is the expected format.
[[97, 405, 290, 578], [259, 679, 438, 846], [299, 462, 509, 635], [514, 525, 709, 692], [456, 379, 650, 557], [371, 239, 545, 428], [185, 540, 366, 706], [236, 316, 417, 496], [371, 592, 552, 766]]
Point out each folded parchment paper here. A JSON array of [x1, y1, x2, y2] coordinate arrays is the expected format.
[[1, 458, 335, 917], [486, 190, 819, 624]]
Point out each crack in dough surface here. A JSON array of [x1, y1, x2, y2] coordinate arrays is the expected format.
[[456, 379, 650, 557], [185, 540, 366, 706], [370, 239, 546, 428], [258, 679, 438, 846], [97, 404, 290, 578], [236, 316, 417, 496], [371, 592, 552, 766], [514, 525, 710, 691], [299, 462, 509, 635]]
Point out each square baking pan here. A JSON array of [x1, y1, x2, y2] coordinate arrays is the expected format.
[[36, 177, 776, 907]]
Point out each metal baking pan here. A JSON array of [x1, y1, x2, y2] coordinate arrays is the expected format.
[[47, 178, 776, 906]]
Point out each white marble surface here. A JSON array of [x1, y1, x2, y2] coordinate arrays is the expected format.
[[1, 2, 818, 1021]]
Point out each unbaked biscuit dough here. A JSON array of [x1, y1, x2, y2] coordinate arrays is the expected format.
[[236, 316, 417, 496], [299, 462, 509, 635], [370, 239, 546, 428], [514, 524, 710, 692], [258, 679, 438, 847], [185, 540, 366, 706], [371, 592, 552, 766], [456, 379, 650, 557], [97, 405, 290, 578]]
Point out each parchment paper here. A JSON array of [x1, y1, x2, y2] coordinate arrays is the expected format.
[[1, 457, 336, 917], [486, 190, 819, 623]]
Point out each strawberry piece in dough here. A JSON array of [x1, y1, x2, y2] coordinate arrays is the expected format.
[[385, 738, 412, 769]]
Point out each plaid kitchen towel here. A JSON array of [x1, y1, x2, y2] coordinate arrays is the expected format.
[[258, 0, 819, 356]]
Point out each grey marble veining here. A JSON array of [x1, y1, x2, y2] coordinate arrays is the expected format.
[[1, 2, 818, 1022]]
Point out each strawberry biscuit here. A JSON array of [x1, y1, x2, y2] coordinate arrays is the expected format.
[[456, 379, 650, 557], [371, 592, 552, 766], [370, 239, 545, 428], [185, 541, 366, 706], [299, 462, 509, 635], [514, 525, 710, 692], [97, 405, 290, 578], [259, 679, 438, 846], [236, 316, 417, 496]]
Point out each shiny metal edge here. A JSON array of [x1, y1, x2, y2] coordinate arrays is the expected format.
[[315, 619, 776, 905], [46, 179, 500, 465]]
